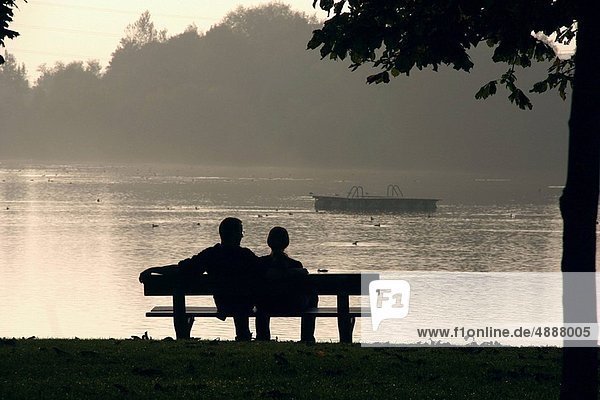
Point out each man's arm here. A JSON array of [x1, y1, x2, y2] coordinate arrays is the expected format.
[[138, 264, 179, 283], [263, 258, 309, 280], [177, 249, 210, 273], [289, 259, 309, 275], [286, 267, 309, 276]]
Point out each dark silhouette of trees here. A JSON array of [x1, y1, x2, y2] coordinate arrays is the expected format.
[[0, 51, 28, 154], [29, 61, 104, 159], [116, 10, 167, 52], [99, 5, 410, 166], [0, 4, 570, 179], [308, 1, 597, 398], [0, 50, 25, 82]]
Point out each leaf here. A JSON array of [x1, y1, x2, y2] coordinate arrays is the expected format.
[[307, 31, 324, 50], [318, 0, 334, 12], [350, 51, 363, 64], [320, 43, 332, 58], [366, 71, 390, 84], [475, 86, 488, 99], [508, 88, 533, 110], [500, 69, 515, 85], [334, 1, 346, 15], [559, 80, 567, 100], [530, 81, 548, 94], [475, 81, 497, 100], [518, 54, 531, 68]]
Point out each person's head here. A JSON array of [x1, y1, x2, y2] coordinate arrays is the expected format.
[[219, 217, 243, 246], [267, 226, 289, 253]]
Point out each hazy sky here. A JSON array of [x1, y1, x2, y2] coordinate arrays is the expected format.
[[8, 0, 327, 81]]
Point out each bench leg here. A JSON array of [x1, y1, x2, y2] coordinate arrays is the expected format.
[[301, 294, 319, 342], [173, 292, 194, 339], [338, 316, 355, 343], [255, 314, 271, 341], [174, 315, 195, 339], [337, 294, 354, 343]]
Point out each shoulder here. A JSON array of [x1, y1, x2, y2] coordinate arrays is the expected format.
[[195, 243, 221, 257], [257, 254, 274, 267], [285, 255, 303, 269], [240, 246, 259, 259], [205, 243, 222, 252], [178, 244, 218, 268]]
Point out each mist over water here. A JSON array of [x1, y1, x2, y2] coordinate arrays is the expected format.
[[0, 163, 566, 340], [2, 4, 570, 177]]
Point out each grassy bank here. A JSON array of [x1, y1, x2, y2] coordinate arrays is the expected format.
[[0, 339, 570, 399]]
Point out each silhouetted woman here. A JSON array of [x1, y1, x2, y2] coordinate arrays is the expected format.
[[255, 226, 317, 342]]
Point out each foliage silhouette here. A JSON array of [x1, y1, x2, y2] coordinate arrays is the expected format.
[[0, 0, 20, 65], [308, 0, 576, 110]]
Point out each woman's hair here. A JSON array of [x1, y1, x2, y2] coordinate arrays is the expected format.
[[267, 226, 289, 251]]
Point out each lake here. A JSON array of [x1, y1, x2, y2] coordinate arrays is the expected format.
[[0, 162, 566, 341]]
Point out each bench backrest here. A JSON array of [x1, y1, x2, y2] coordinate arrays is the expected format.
[[143, 273, 379, 296]]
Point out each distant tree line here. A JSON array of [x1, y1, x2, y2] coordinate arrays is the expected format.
[[0, 4, 569, 173]]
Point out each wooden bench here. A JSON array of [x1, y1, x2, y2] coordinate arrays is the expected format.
[[143, 272, 379, 343]]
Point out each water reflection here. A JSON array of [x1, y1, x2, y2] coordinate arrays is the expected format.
[[0, 164, 565, 340]]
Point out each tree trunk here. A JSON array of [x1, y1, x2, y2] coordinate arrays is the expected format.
[[560, 2, 600, 398]]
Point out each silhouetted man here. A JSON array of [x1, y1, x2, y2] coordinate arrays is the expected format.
[[139, 217, 259, 340]]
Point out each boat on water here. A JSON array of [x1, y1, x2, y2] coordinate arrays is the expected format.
[[312, 185, 439, 213]]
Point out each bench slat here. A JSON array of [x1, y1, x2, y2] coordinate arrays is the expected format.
[[146, 306, 369, 318], [143, 273, 379, 296]]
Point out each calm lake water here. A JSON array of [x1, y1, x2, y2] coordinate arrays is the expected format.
[[0, 163, 566, 341]]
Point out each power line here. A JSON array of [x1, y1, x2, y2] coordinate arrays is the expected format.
[[8, 47, 104, 60], [31, 0, 219, 21], [12, 24, 122, 38]]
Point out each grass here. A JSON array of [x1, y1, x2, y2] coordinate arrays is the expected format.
[[0, 338, 573, 399]]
